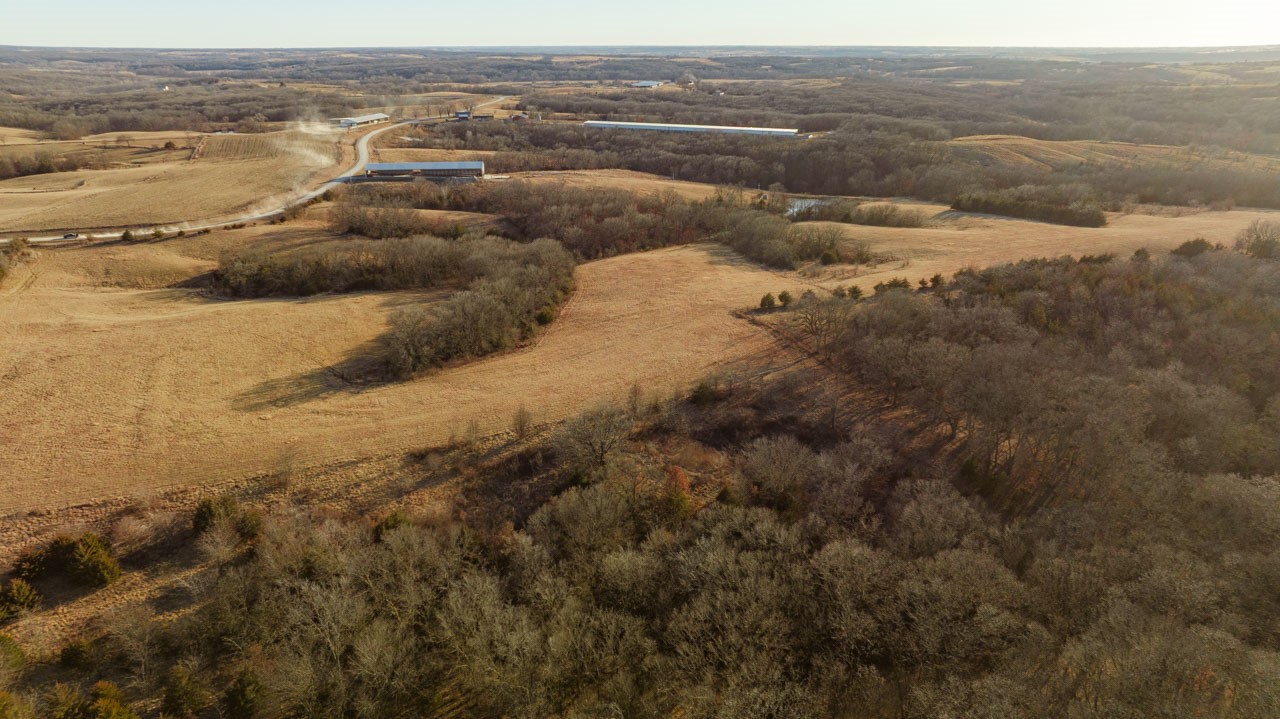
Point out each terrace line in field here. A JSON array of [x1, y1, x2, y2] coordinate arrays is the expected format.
[[363, 161, 485, 178], [582, 120, 801, 137]]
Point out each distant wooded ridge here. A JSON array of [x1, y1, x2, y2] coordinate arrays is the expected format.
[[5, 44, 1280, 62]]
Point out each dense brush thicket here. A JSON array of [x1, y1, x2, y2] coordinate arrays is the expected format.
[[214, 235, 575, 377], [951, 187, 1107, 227], [214, 235, 544, 297], [339, 182, 843, 269], [382, 238, 574, 376], [831, 250, 1280, 489], [325, 205, 470, 240]]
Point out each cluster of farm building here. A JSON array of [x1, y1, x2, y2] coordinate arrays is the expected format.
[[339, 88, 804, 182]]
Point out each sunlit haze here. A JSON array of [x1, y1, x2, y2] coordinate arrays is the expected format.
[[5, 0, 1280, 48]]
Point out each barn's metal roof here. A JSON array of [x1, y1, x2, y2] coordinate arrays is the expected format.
[[339, 113, 391, 124], [365, 162, 485, 172], [582, 120, 799, 136]]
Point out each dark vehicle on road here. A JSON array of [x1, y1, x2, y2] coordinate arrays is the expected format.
[[62, 232, 79, 239]]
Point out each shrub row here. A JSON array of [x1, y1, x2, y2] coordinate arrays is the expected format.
[[952, 190, 1107, 227], [215, 235, 522, 297], [383, 238, 575, 376], [327, 203, 469, 240], [791, 200, 927, 227], [0, 579, 41, 625]]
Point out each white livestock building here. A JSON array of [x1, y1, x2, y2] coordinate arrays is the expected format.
[[334, 113, 390, 129], [582, 120, 800, 137]]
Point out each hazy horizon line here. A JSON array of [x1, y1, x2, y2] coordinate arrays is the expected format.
[[4, 42, 1280, 52]]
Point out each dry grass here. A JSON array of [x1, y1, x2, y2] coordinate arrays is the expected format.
[[949, 134, 1280, 172], [505, 168, 723, 200], [0, 233, 794, 514], [798, 205, 1280, 290], [0, 125, 44, 145], [371, 148, 499, 164], [0, 127, 341, 232], [81, 130, 201, 147]]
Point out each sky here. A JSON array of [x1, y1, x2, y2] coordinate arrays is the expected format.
[[3, 0, 1279, 48]]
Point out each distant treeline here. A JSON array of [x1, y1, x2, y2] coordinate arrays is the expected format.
[[404, 112, 1280, 211], [334, 182, 857, 270], [0, 80, 355, 139], [523, 76, 1280, 153]]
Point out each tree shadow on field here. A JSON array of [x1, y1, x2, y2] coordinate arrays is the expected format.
[[223, 291, 440, 411], [702, 243, 771, 270], [231, 338, 390, 412]]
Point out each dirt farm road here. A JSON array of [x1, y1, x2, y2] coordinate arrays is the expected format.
[[4, 96, 509, 246]]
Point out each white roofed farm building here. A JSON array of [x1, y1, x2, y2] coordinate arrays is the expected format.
[[363, 161, 485, 180], [334, 113, 391, 129], [583, 119, 798, 136]]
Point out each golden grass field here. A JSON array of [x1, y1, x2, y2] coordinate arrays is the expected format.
[[370, 147, 500, 164], [950, 134, 1280, 172], [4, 202, 1280, 516], [0, 127, 341, 232], [506, 168, 723, 199], [0, 226, 788, 513], [0, 125, 46, 145]]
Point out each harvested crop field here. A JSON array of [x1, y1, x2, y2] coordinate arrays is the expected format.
[[0, 128, 341, 232]]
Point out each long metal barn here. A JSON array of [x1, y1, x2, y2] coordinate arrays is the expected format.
[[334, 112, 391, 129], [582, 120, 800, 137], [363, 161, 486, 179]]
